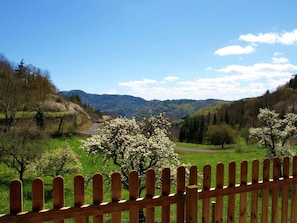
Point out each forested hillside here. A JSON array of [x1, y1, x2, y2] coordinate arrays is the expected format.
[[179, 75, 297, 144], [60, 90, 227, 119]]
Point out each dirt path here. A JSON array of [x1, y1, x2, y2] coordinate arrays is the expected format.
[[79, 123, 99, 135], [176, 147, 222, 153]]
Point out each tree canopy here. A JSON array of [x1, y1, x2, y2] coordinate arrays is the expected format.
[[80, 113, 181, 194]]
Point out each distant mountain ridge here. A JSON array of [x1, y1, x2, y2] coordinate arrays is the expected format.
[[60, 90, 229, 119]]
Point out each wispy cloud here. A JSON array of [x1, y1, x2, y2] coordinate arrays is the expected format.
[[239, 29, 297, 45], [215, 45, 255, 56], [117, 59, 297, 101], [164, 76, 180, 81]]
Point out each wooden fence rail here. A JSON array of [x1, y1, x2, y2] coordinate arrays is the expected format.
[[1, 156, 297, 222]]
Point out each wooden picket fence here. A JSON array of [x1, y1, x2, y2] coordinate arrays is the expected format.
[[1, 156, 297, 223]]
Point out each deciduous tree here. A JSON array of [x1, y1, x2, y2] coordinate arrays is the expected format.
[[249, 108, 297, 160], [80, 113, 181, 194]]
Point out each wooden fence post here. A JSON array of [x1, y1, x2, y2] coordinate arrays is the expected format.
[[93, 173, 103, 223], [202, 165, 211, 223], [111, 172, 121, 223], [186, 185, 198, 223], [250, 159, 259, 223], [291, 156, 297, 222], [227, 162, 236, 223], [281, 157, 290, 223], [161, 168, 171, 223], [271, 157, 280, 223], [10, 180, 22, 215], [215, 163, 224, 223], [53, 176, 65, 223], [176, 166, 186, 223], [145, 169, 155, 223], [74, 174, 86, 223], [129, 170, 139, 223], [239, 161, 248, 223], [261, 158, 270, 223]]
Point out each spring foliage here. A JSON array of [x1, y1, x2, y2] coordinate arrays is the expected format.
[[249, 108, 297, 160], [80, 113, 181, 193]]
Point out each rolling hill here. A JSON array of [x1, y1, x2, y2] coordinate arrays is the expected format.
[[60, 90, 229, 119]]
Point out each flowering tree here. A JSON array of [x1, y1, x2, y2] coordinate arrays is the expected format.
[[80, 113, 181, 194], [249, 108, 297, 160], [29, 142, 82, 177]]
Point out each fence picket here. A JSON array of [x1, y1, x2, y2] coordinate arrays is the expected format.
[[93, 173, 103, 223], [271, 158, 280, 223], [281, 157, 289, 223], [227, 162, 236, 223], [291, 156, 297, 222], [250, 159, 259, 223], [161, 168, 171, 223], [145, 169, 155, 223], [74, 174, 86, 223], [111, 172, 121, 223], [202, 165, 211, 223], [176, 166, 186, 223], [9, 180, 22, 215], [261, 158, 270, 223], [53, 176, 65, 223], [129, 170, 139, 223], [215, 163, 224, 223], [239, 160, 248, 223]]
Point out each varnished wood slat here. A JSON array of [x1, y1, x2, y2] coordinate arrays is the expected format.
[[202, 165, 211, 223], [250, 159, 259, 223], [261, 158, 270, 223], [93, 173, 103, 223], [161, 168, 171, 223], [10, 180, 22, 215], [74, 174, 86, 223], [111, 172, 121, 223], [32, 178, 44, 212], [129, 170, 139, 223], [186, 185, 198, 223], [176, 166, 185, 223], [215, 163, 224, 223], [145, 169, 155, 223], [239, 160, 247, 223], [281, 157, 289, 223], [291, 156, 297, 222], [189, 165, 198, 185], [227, 162, 236, 223], [271, 158, 280, 223], [53, 176, 65, 223]]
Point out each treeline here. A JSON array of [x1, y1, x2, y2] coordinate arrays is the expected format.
[[0, 54, 56, 130], [179, 75, 297, 144]]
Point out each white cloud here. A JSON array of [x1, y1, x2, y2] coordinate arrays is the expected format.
[[272, 57, 289, 64], [164, 76, 180, 81], [239, 29, 297, 45], [117, 60, 297, 101], [214, 45, 255, 56]]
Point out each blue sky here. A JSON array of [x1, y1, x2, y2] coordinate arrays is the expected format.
[[1, 1, 297, 101]]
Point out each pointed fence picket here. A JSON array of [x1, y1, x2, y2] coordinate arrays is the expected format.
[[1, 156, 297, 222]]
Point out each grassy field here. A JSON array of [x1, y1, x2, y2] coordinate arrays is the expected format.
[[0, 135, 283, 222]]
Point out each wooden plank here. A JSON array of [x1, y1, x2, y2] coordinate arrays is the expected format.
[[271, 158, 280, 223], [281, 157, 289, 223], [261, 158, 270, 223], [250, 159, 259, 223], [215, 163, 224, 223], [32, 178, 44, 212], [10, 180, 22, 215], [129, 170, 139, 223], [161, 168, 171, 223], [291, 156, 297, 223], [189, 165, 198, 185], [239, 160, 247, 223], [145, 169, 155, 223], [227, 162, 236, 223], [74, 174, 86, 223], [186, 185, 198, 223], [176, 166, 185, 223], [111, 172, 121, 223], [93, 173, 103, 223], [202, 165, 211, 223], [53, 176, 65, 223]]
